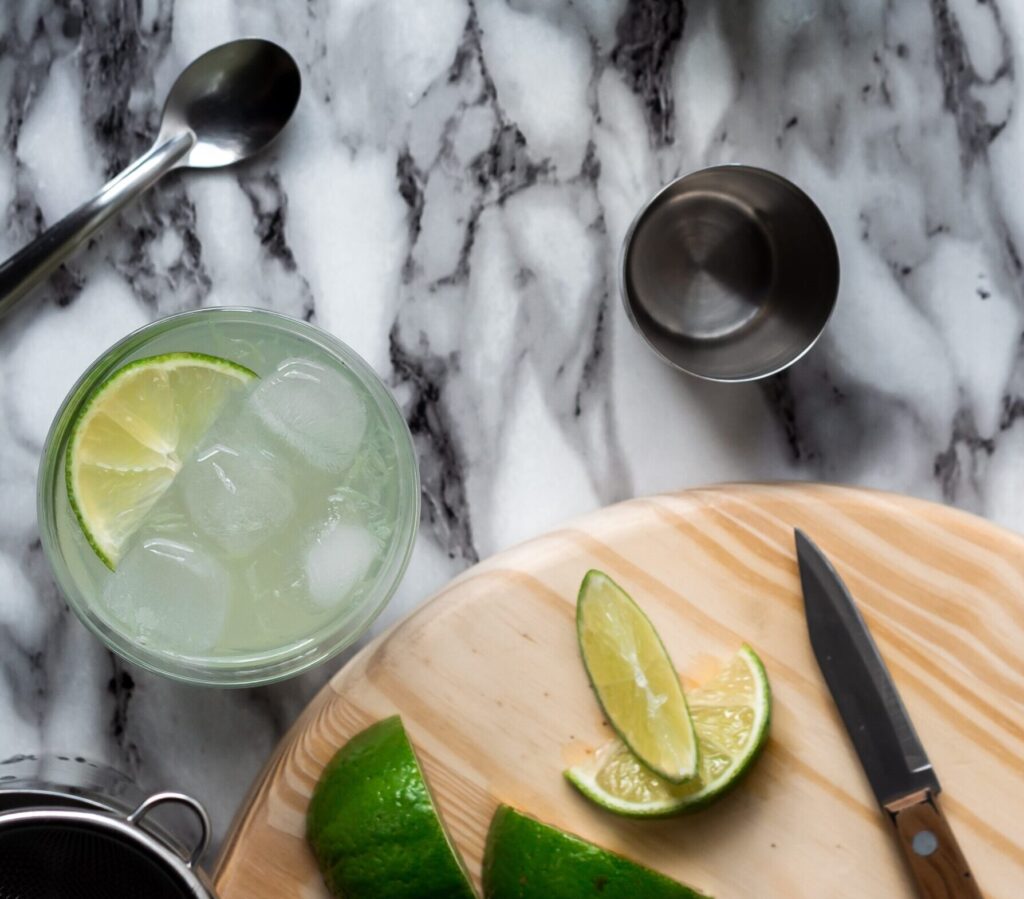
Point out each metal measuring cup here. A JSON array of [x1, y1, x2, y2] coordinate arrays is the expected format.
[[620, 165, 839, 382]]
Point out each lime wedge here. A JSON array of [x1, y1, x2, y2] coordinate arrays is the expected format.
[[66, 352, 256, 569], [566, 644, 771, 816], [576, 570, 698, 784], [483, 805, 710, 898], [306, 716, 475, 899]]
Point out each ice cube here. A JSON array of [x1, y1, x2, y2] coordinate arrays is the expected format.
[[304, 520, 380, 608], [103, 537, 230, 654], [177, 437, 296, 558], [249, 358, 368, 473], [242, 536, 310, 634], [327, 486, 393, 543]]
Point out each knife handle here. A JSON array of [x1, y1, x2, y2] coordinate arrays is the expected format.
[[884, 789, 982, 898]]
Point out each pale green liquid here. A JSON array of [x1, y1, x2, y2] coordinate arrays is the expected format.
[[54, 316, 404, 665]]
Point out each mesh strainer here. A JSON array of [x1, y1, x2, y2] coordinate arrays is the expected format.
[[0, 787, 215, 899]]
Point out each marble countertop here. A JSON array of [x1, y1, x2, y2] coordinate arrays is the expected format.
[[1, 0, 1021, 858]]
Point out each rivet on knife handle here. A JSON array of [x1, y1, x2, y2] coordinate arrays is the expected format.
[[884, 789, 983, 899]]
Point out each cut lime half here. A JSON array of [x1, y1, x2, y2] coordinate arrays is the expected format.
[[566, 644, 771, 816], [66, 352, 257, 569], [307, 716, 475, 899], [576, 570, 699, 784], [483, 804, 709, 898]]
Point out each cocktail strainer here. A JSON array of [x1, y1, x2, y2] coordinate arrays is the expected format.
[[0, 755, 216, 899]]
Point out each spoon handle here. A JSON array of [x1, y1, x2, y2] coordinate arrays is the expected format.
[[0, 130, 194, 319]]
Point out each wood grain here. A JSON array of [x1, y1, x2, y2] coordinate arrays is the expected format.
[[213, 484, 1024, 898]]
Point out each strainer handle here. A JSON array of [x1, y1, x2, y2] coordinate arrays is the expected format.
[[127, 791, 211, 869]]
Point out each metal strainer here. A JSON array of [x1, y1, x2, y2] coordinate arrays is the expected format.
[[0, 756, 216, 899]]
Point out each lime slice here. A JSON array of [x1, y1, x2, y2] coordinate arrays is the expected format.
[[483, 804, 709, 898], [566, 644, 771, 816], [306, 716, 475, 899], [576, 570, 698, 784], [66, 352, 256, 569]]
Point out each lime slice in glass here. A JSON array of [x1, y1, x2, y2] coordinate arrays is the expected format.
[[66, 352, 256, 569], [576, 570, 699, 784], [566, 644, 771, 816]]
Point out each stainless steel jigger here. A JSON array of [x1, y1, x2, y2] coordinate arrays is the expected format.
[[620, 165, 839, 382]]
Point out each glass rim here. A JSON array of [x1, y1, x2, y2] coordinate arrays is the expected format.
[[37, 307, 420, 687]]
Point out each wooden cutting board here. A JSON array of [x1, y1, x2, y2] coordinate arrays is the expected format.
[[213, 484, 1024, 898]]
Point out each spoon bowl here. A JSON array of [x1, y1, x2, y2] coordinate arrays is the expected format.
[[160, 39, 301, 168]]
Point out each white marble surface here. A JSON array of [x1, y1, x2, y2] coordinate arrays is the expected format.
[[0, 0, 1021, 856]]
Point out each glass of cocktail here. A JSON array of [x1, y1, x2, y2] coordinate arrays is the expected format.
[[38, 308, 419, 686]]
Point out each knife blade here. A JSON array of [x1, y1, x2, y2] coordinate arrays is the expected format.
[[795, 530, 982, 899], [795, 529, 937, 805]]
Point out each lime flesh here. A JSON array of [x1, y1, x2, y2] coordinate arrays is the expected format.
[[65, 352, 256, 568], [566, 645, 771, 816], [306, 716, 475, 899], [576, 570, 699, 783], [482, 805, 709, 898]]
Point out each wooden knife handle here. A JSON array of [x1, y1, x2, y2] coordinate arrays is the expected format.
[[884, 789, 982, 898]]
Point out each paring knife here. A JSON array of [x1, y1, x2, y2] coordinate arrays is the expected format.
[[794, 530, 983, 899]]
